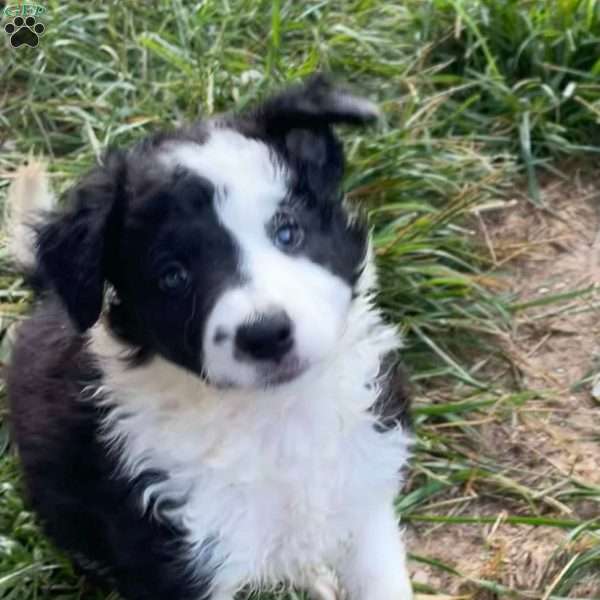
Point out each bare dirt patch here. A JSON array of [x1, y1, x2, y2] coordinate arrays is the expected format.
[[491, 166, 600, 487], [408, 165, 600, 598]]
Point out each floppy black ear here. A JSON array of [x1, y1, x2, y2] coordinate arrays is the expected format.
[[36, 151, 127, 332], [246, 74, 380, 198], [253, 73, 381, 130]]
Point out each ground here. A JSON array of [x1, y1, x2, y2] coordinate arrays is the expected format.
[[407, 166, 600, 599]]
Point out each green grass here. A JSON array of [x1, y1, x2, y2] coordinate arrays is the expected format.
[[1, 0, 600, 598]]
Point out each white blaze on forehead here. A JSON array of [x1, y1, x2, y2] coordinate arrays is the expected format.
[[160, 128, 288, 230]]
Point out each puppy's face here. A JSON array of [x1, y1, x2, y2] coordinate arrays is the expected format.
[[37, 76, 378, 389]]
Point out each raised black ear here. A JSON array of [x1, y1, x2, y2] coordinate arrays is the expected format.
[[253, 73, 381, 131], [36, 151, 127, 332], [245, 75, 380, 199]]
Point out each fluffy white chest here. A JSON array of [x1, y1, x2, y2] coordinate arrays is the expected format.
[[92, 300, 410, 589]]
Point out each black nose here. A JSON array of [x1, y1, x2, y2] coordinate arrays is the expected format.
[[235, 312, 294, 362]]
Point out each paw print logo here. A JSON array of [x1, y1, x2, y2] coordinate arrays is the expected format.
[[4, 16, 45, 48]]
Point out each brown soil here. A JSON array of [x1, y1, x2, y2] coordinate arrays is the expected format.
[[408, 165, 600, 599]]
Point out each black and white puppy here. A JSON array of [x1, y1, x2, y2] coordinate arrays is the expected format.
[[6, 76, 412, 600]]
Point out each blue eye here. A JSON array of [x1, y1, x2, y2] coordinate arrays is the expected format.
[[159, 263, 190, 294], [273, 220, 303, 251]]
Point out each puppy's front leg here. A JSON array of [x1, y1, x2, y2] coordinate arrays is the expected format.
[[338, 504, 412, 600]]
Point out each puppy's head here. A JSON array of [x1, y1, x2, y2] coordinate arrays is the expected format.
[[37, 75, 379, 389]]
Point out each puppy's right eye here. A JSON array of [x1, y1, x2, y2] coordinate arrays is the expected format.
[[158, 263, 190, 294]]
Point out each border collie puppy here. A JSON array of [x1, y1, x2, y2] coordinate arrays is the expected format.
[[6, 76, 412, 600]]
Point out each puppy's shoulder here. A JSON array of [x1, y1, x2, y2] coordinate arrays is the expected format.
[[7, 297, 101, 439]]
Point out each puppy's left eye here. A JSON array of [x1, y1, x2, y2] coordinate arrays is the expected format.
[[159, 263, 190, 294], [273, 219, 304, 251]]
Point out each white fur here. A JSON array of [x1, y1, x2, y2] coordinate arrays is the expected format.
[[90, 265, 412, 598], [5, 160, 55, 268], [161, 130, 353, 389]]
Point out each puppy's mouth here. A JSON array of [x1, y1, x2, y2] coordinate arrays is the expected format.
[[258, 355, 309, 387], [208, 356, 310, 389]]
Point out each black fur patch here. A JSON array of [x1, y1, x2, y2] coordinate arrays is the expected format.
[[34, 150, 128, 331], [106, 166, 241, 374], [7, 300, 216, 600], [370, 352, 412, 432]]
